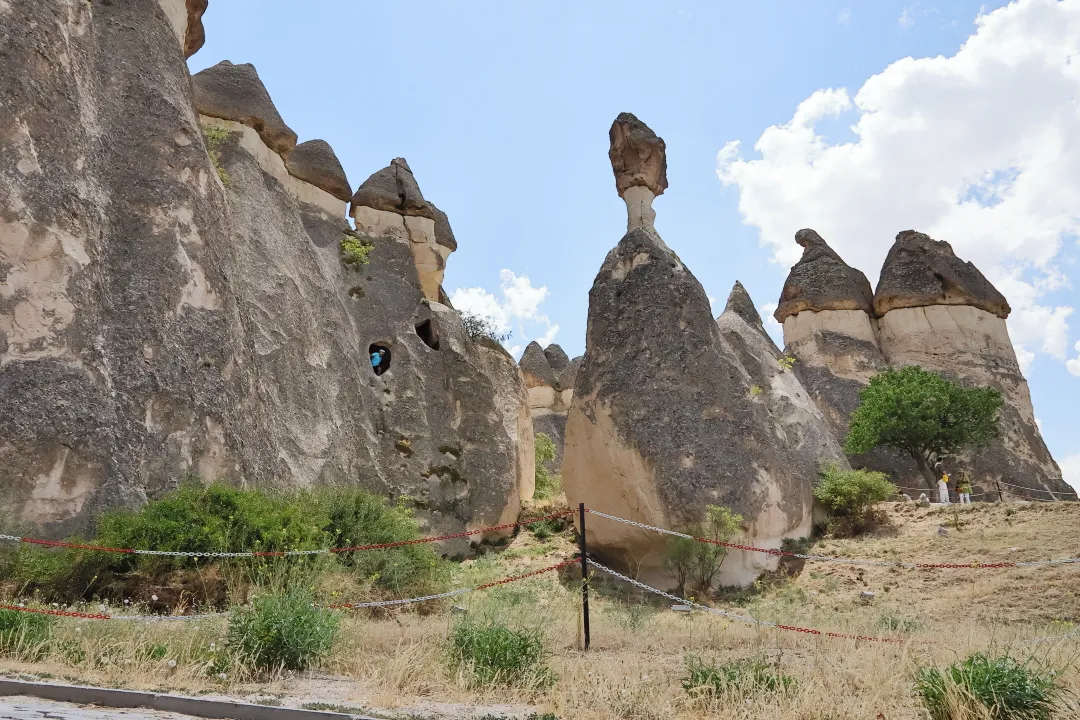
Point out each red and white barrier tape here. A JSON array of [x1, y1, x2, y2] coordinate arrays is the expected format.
[[0, 559, 575, 621], [0, 511, 573, 559], [585, 509, 1080, 570], [590, 561, 910, 644]]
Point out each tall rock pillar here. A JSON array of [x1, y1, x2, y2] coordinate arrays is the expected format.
[[564, 114, 838, 589], [873, 231, 1074, 501]]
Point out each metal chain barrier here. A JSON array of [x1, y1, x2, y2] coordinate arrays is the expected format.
[[585, 509, 1080, 570], [0, 510, 574, 559]]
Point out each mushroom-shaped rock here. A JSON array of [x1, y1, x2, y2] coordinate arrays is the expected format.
[[192, 61, 297, 157], [874, 230, 1011, 318], [350, 158, 435, 219], [564, 225, 825, 588], [608, 113, 668, 197], [544, 344, 570, 375], [519, 341, 557, 389], [184, 0, 209, 58], [775, 229, 876, 323], [285, 140, 352, 201]]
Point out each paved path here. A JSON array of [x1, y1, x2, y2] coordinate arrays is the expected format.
[[1, 696, 198, 720]]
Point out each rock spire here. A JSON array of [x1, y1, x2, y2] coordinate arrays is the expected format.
[[608, 113, 667, 231]]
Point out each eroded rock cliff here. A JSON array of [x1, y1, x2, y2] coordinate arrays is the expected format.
[[0, 0, 534, 545]]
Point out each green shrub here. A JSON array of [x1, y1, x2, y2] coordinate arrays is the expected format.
[[447, 620, 553, 688], [228, 589, 339, 673], [201, 123, 232, 187], [533, 433, 562, 500], [340, 235, 372, 267], [460, 311, 511, 344], [0, 608, 54, 657], [915, 652, 1067, 720], [814, 464, 896, 535], [663, 505, 743, 596], [683, 655, 796, 699]]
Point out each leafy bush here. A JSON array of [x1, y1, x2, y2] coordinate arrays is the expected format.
[[533, 433, 562, 500], [228, 589, 339, 673], [814, 464, 896, 536], [915, 652, 1067, 720], [460, 311, 511, 344], [201, 122, 232, 187], [447, 620, 553, 688], [0, 608, 53, 657], [664, 505, 743, 596], [683, 655, 796, 699], [340, 235, 372, 267]]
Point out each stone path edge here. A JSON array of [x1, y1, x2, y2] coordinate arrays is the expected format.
[[0, 679, 379, 720]]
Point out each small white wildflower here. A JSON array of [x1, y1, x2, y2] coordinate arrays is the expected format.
[[167, 659, 176, 668], [151, 595, 159, 602], [209, 642, 216, 650], [99, 605, 107, 612], [123, 599, 130, 605], [217, 673, 227, 680]]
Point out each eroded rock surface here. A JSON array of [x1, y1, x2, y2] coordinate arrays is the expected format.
[[192, 61, 297, 157], [0, 2, 534, 544], [775, 229, 876, 323], [285, 140, 352, 201]]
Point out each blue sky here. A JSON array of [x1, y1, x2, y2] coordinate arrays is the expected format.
[[190, 0, 1080, 488]]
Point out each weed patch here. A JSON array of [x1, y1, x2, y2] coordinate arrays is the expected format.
[[682, 655, 796, 700], [915, 651, 1069, 720], [228, 589, 339, 674], [447, 619, 553, 688]]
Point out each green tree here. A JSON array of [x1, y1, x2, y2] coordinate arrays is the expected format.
[[844, 366, 1003, 485], [460, 311, 511, 344], [533, 432, 561, 500], [664, 505, 744, 596]]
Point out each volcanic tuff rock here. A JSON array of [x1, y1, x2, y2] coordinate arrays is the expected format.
[[564, 115, 828, 588], [192, 61, 298, 157], [774, 229, 876, 323], [874, 230, 1011, 318], [0, 0, 534, 544], [351, 158, 435, 219], [776, 231, 918, 484], [520, 342, 559, 390], [285, 140, 352, 202], [544, 343, 570, 375], [517, 343, 580, 475], [609, 112, 667, 231], [874, 232, 1073, 500]]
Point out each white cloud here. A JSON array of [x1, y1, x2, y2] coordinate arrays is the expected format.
[[450, 270, 558, 352], [760, 302, 784, 347], [898, 6, 915, 28], [1061, 453, 1080, 491], [1067, 340, 1080, 377], [717, 0, 1079, 371], [838, 8, 851, 26]]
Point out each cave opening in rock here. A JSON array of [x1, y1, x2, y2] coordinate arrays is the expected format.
[[415, 319, 440, 350], [369, 343, 391, 376]]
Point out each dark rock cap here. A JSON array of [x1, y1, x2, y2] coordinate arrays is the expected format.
[[723, 281, 769, 338], [184, 0, 209, 58], [544, 344, 570, 374], [518, 341, 557, 388], [427, 202, 457, 251], [350, 158, 435, 219], [774, 229, 876, 324], [192, 61, 297, 156], [608, 112, 668, 197], [285, 139, 351, 201], [874, 230, 1011, 318], [558, 355, 582, 391]]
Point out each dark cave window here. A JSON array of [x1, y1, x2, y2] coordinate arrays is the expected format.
[[369, 343, 391, 376], [415, 319, 440, 350]]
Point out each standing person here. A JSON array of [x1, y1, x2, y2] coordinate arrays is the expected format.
[[936, 463, 951, 504], [958, 472, 973, 505], [371, 347, 386, 376]]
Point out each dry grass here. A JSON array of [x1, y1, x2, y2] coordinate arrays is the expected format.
[[2, 500, 1078, 719]]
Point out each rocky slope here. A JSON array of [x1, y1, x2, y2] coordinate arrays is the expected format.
[[0, 0, 533, 546], [563, 114, 846, 587]]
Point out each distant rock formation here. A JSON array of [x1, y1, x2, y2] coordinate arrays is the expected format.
[[563, 115, 841, 589], [874, 231, 1071, 500], [775, 230, 918, 484], [0, 1, 534, 547], [518, 342, 579, 475], [776, 228, 1074, 501]]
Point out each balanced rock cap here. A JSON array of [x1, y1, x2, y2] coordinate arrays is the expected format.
[[184, 0, 209, 58], [558, 355, 582, 391], [518, 341, 557, 388], [874, 230, 1011, 318], [427, 202, 458, 251], [608, 112, 668, 197], [285, 139, 352, 201], [192, 61, 298, 157], [350, 157, 435, 219], [544, 344, 570, 374], [723, 281, 769, 338], [774, 229, 876, 324]]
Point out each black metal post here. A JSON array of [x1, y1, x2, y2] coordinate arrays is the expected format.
[[578, 502, 590, 651]]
